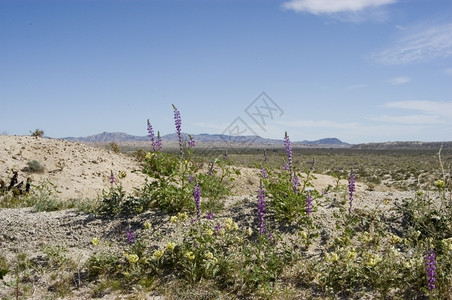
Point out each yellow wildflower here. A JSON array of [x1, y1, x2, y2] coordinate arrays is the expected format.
[[204, 251, 214, 260], [225, 218, 238, 231], [361, 232, 373, 243], [366, 254, 382, 267], [434, 179, 445, 189], [246, 227, 253, 237], [389, 233, 402, 244], [205, 228, 214, 236], [119, 171, 127, 179], [177, 212, 188, 221], [153, 249, 165, 259], [127, 254, 139, 264], [325, 252, 339, 262], [144, 221, 151, 230], [300, 231, 308, 239], [166, 242, 176, 252], [346, 249, 357, 260], [170, 216, 178, 223], [91, 237, 100, 246], [442, 238, 452, 251], [145, 152, 153, 159], [186, 251, 195, 260]]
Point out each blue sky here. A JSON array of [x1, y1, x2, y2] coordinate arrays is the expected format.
[[1, 0, 452, 144]]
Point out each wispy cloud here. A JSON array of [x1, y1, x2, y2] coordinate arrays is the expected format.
[[278, 119, 359, 129], [388, 76, 411, 85], [370, 114, 445, 125], [384, 100, 452, 119], [375, 22, 452, 64], [281, 0, 396, 15]]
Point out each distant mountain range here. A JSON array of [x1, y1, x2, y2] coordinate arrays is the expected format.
[[63, 132, 350, 147]]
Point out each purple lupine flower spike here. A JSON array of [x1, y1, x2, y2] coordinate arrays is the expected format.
[[188, 134, 195, 148], [292, 175, 299, 194], [127, 228, 134, 244], [110, 170, 115, 184], [260, 168, 268, 179], [193, 184, 201, 220], [284, 131, 293, 176], [306, 193, 313, 215], [426, 248, 437, 291], [172, 104, 183, 156], [257, 183, 266, 234], [348, 172, 355, 214], [147, 119, 156, 152]]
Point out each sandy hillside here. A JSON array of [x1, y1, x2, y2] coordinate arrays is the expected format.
[[0, 135, 146, 200]]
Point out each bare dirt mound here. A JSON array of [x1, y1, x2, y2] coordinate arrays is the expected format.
[[0, 135, 146, 200]]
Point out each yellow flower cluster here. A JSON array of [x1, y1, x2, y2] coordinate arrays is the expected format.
[[389, 233, 403, 244], [360, 232, 373, 243], [91, 237, 100, 246], [366, 253, 382, 267], [204, 251, 218, 264], [144, 221, 152, 230], [325, 252, 339, 263], [346, 249, 357, 260], [124, 252, 139, 264], [186, 251, 195, 260], [246, 227, 253, 237], [118, 170, 127, 179], [166, 242, 176, 251], [442, 237, 452, 251], [170, 212, 189, 224], [434, 179, 445, 189], [225, 218, 238, 231], [153, 249, 165, 259]]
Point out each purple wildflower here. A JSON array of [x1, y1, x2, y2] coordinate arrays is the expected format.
[[172, 104, 183, 156], [155, 131, 162, 151], [127, 228, 134, 244], [257, 184, 266, 234], [223, 150, 228, 160], [310, 158, 315, 171], [263, 149, 268, 163], [260, 168, 269, 179], [284, 131, 293, 173], [193, 184, 201, 219], [207, 161, 214, 176], [147, 119, 156, 152], [348, 172, 355, 214], [425, 248, 437, 291], [214, 224, 222, 234], [292, 175, 299, 194], [188, 134, 195, 148], [305, 193, 313, 215], [206, 212, 214, 220], [110, 171, 115, 184], [188, 174, 195, 183]]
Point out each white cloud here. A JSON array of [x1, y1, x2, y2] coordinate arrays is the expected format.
[[384, 100, 452, 119], [375, 22, 452, 64], [370, 114, 445, 124], [388, 76, 411, 85], [281, 0, 397, 15]]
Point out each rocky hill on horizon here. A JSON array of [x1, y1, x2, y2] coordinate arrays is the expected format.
[[62, 132, 351, 147]]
